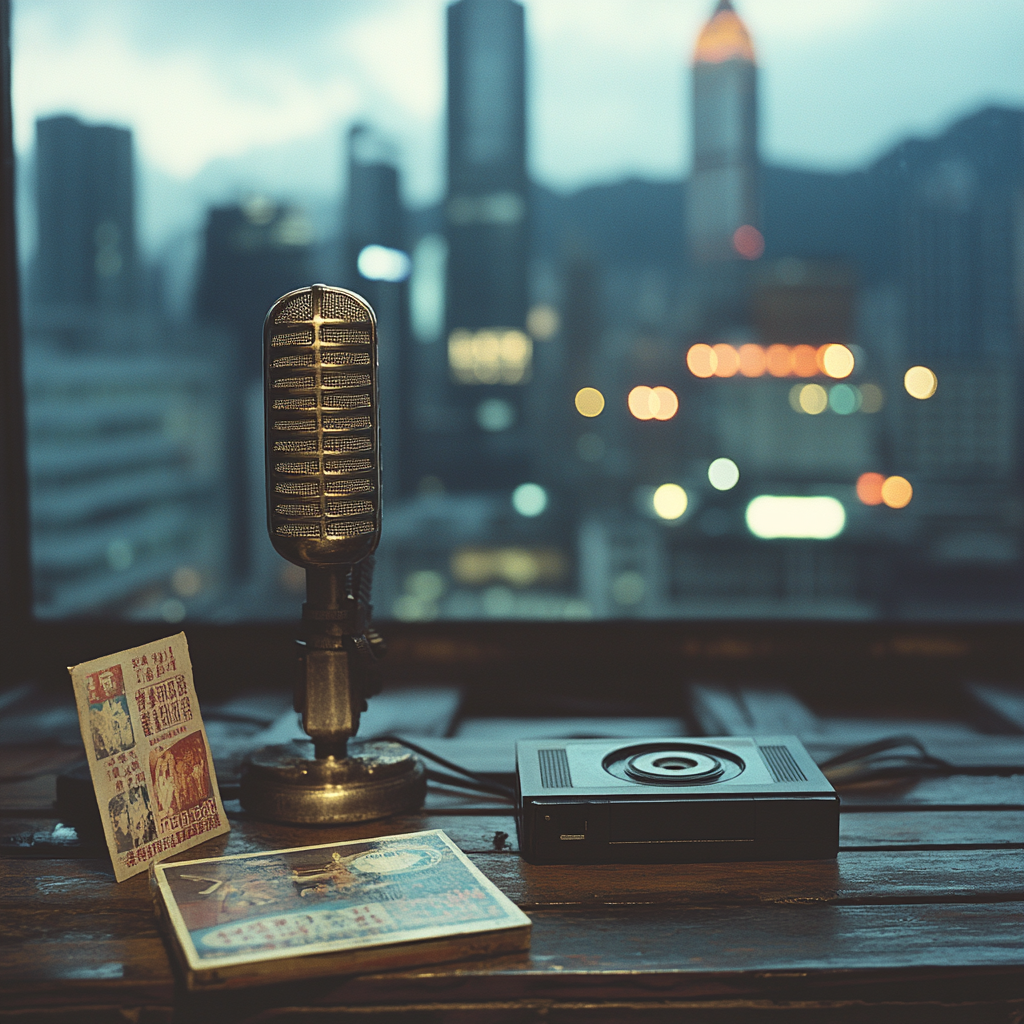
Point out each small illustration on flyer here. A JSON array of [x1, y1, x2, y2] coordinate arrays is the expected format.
[[69, 632, 230, 882]]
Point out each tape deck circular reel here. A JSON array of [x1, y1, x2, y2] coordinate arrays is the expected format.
[[603, 742, 745, 786]]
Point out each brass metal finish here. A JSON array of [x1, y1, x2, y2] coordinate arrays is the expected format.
[[242, 284, 424, 826], [240, 740, 427, 825], [265, 284, 381, 568]]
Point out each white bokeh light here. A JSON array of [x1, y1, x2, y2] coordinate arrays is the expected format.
[[512, 483, 548, 518], [708, 458, 739, 491]]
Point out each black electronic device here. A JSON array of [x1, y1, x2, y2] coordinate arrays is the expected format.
[[516, 736, 839, 864]]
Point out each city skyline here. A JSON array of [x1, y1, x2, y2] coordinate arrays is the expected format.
[[15, 0, 1023, 622], [11, 0, 1024, 257]]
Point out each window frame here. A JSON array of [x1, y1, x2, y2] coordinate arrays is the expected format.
[[0, 0, 1018, 707]]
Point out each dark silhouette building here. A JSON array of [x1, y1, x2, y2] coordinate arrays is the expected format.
[[342, 124, 413, 500], [33, 114, 136, 309], [439, 0, 531, 492], [688, 0, 759, 267], [195, 200, 312, 577]]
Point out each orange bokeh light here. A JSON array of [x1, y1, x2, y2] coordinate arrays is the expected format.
[[651, 386, 679, 421], [766, 344, 793, 377], [856, 472, 885, 506], [688, 341, 855, 380], [733, 224, 764, 260], [628, 385, 678, 421], [881, 475, 913, 509], [686, 343, 717, 378], [628, 386, 654, 420], [792, 344, 819, 377], [712, 343, 739, 377], [738, 343, 767, 377]]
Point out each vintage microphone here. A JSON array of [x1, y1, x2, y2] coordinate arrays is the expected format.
[[239, 284, 426, 824]]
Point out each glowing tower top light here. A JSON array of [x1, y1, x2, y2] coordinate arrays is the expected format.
[[689, 0, 759, 264], [693, 0, 755, 63]]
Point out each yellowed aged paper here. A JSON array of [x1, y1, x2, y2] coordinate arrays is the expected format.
[[68, 632, 230, 882]]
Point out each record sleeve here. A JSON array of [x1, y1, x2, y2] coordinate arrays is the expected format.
[[150, 829, 531, 989]]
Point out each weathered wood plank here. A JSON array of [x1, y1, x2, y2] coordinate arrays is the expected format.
[[3, 846, 1021, 924], [838, 809, 1024, 849], [5, 902, 1020, 1015], [2, 880, 1024, 1015], [5, 806, 1023, 861], [838, 775, 1024, 808], [466, 849, 1024, 909]]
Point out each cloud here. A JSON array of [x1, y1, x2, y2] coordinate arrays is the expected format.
[[12, 0, 1024, 213], [12, 0, 445, 180]]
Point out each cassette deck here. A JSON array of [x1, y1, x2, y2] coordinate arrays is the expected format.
[[516, 736, 839, 864]]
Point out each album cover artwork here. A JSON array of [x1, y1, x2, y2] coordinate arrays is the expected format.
[[151, 829, 531, 989], [68, 632, 230, 881]]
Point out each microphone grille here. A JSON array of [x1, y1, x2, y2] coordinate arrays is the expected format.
[[265, 285, 381, 567]]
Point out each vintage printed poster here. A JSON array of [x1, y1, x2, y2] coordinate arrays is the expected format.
[[152, 829, 530, 975], [69, 632, 230, 881]]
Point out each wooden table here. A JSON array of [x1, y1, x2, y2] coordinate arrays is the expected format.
[[2, 697, 1022, 1023]]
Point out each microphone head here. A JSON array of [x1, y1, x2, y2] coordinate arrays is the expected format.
[[265, 284, 381, 568]]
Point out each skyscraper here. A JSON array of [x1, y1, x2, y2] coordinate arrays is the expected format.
[[688, 0, 759, 266], [195, 200, 313, 578], [441, 0, 531, 491], [342, 124, 413, 499], [25, 118, 229, 619], [33, 115, 136, 308]]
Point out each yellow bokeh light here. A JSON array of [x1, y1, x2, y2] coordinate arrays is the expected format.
[[859, 383, 884, 413], [686, 343, 718, 378], [798, 383, 828, 414], [881, 475, 913, 509], [653, 483, 688, 520], [451, 546, 566, 588], [904, 365, 938, 400], [821, 344, 855, 378], [651, 386, 679, 421], [171, 566, 203, 598], [527, 304, 560, 340], [448, 328, 533, 385], [575, 387, 605, 417]]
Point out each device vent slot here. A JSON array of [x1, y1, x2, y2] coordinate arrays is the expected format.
[[759, 745, 806, 783], [538, 748, 571, 789]]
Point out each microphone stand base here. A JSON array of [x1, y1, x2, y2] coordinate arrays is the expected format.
[[239, 740, 426, 825]]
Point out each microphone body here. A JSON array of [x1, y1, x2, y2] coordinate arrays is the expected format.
[[265, 285, 383, 756], [265, 283, 381, 566], [242, 285, 425, 824]]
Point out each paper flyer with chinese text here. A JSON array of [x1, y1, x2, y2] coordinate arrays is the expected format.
[[69, 632, 229, 881]]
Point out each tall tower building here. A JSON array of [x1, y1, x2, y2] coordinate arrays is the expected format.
[[33, 115, 136, 308], [195, 200, 312, 578], [688, 0, 759, 265], [342, 124, 413, 499], [441, 0, 531, 491]]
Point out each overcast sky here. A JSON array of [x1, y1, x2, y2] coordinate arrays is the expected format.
[[12, 0, 1024, 251]]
